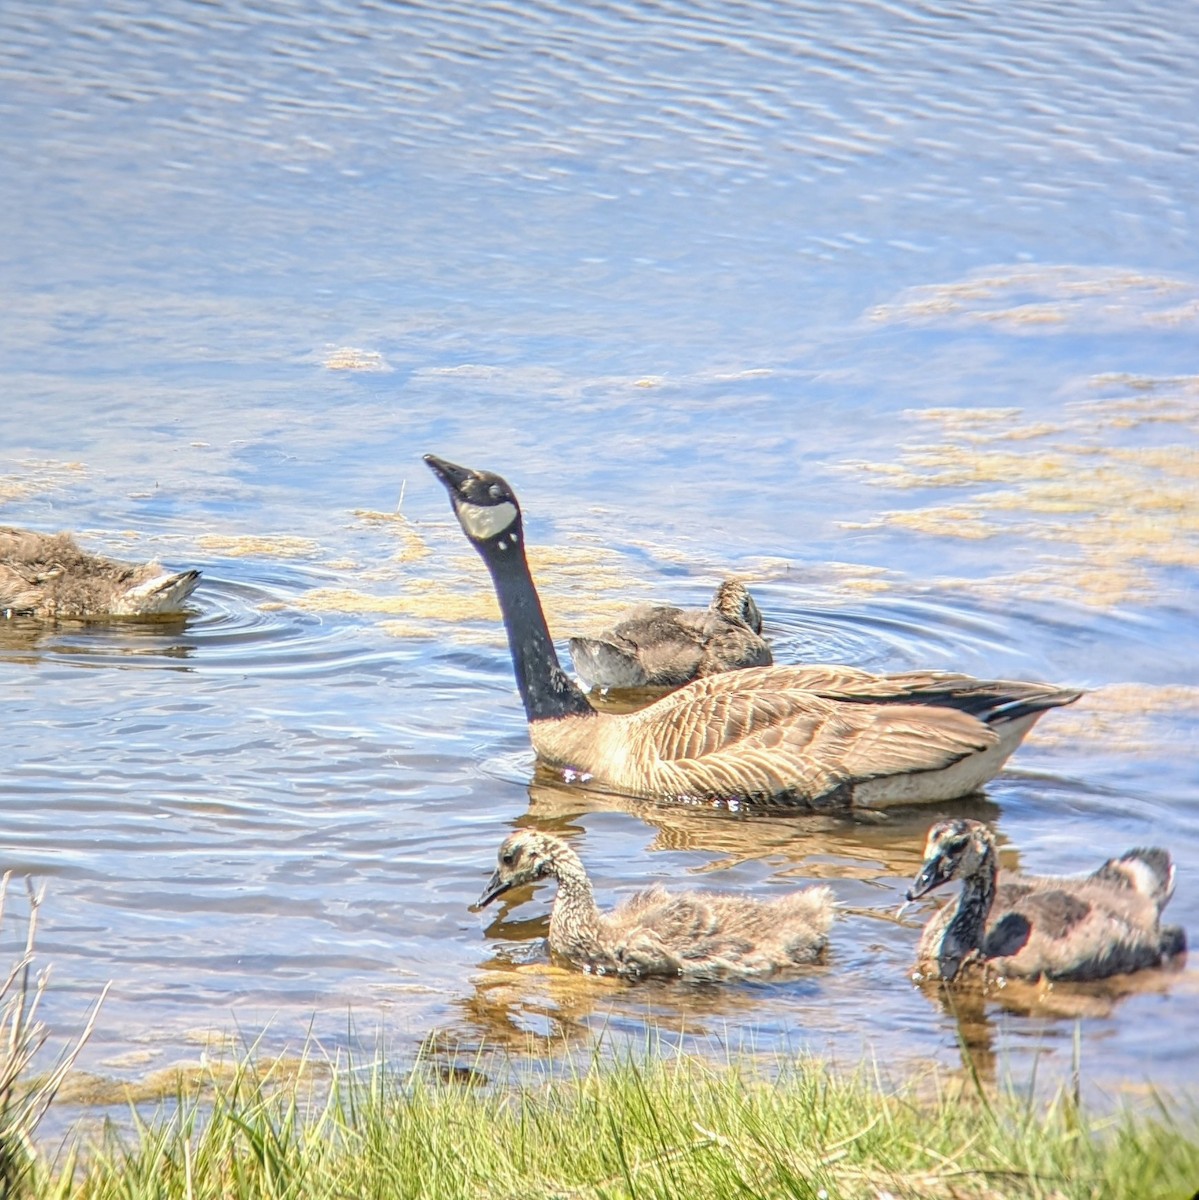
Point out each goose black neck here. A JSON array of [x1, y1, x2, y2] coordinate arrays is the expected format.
[[478, 537, 594, 724]]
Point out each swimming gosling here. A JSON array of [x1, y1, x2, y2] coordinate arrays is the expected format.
[[906, 818, 1187, 984], [424, 454, 1080, 810], [0, 527, 200, 619], [476, 829, 833, 981], [569, 578, 772, 690]]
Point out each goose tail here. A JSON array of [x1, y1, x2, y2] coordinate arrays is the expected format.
[[119, 568, 202, 614], [982, 686, 1083, 727], [1090, 846, 1176, 907]]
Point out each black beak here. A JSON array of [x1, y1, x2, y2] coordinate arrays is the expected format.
[[424, 454, 475, 495], [473, 868, 513, 911], [906, 852, 954, 902]]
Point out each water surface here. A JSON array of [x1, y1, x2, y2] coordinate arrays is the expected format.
[[1, 0, 1197, 1114]]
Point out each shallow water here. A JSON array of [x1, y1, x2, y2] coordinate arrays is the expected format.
[[1, 0, 1197, 1118]]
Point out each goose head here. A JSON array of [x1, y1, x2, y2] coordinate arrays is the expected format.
[[475, 829, 562, 909], [906, 818, 993, 901], [424, 454, 523, 549]]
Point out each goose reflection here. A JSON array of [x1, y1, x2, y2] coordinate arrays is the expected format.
[[443, 945, 833, 1058], [915, 960, 1191, 1091], [522, 772, 1007, 881], [0, 612, 196, 660]]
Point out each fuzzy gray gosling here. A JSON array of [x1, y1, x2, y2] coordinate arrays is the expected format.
[[476, 829, 834, 981], [569, 578, 772, 691], [907, 818, 1187, 984], [1, 527, 200, 620]]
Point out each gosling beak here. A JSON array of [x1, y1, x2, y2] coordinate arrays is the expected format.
[[424, 454, 476, 496], [473, 868, 513, 911], [906, 852, 954, 902]]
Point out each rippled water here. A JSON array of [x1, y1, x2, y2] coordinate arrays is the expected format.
[[2, 0, 1197, 1119]]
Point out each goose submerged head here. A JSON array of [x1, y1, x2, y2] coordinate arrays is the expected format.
[[906, 818, 993, 901], [475, 829, 559, 909], [424, 454, 523, 548]]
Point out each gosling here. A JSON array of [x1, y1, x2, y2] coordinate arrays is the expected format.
[[906, 818, 1186, 984], [569, 578, 772, 691], [1, 527, 200, 619], [475, 829, 834, 981]]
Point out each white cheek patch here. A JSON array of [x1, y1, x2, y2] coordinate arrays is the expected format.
[[457, 499, 518, 541]]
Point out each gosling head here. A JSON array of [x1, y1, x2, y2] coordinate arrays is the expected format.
[[906, 818, 994, 902], [424, 454, 523, 548], [474, 829, 563, 910], [712, 578, 763, 634]]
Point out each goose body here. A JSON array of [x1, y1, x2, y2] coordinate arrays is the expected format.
[[476, 829, 833, 980], [569, 578, 772, 690], [907, 818, 1186, 983], [0, 527, 201, 619], [424, 455, 1080, 810]]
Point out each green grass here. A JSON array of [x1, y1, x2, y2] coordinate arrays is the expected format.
[[17, 1042, 1199, 1200], [1, 875, 106, 1199]]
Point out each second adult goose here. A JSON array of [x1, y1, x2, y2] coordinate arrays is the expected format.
[[569, 578, 772, 690], [1, 527, 201, 620], [476, 829, 833, 980], [906, 818, 1187, 983], [424, 455, 1080, 810]]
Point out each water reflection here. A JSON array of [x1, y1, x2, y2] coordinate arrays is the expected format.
[[520, 775, 1008, 880], [450, 949, 832, 1057], [0, 613, 195, 662], [918, 960, 1195, 1089]]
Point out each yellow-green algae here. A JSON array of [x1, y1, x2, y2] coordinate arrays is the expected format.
[[350, 508, 432, 563], [321, 346, 391, 372], [298, 538, 663, 640], [0, 460, 87, 504], [196, 533, 325, 559], [869, 264, 1199, 332], [1023, 683, 1199, 757], [842, 378, 1199, 607]]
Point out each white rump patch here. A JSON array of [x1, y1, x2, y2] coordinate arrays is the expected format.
[[1120, 855, 1172, 900], [457, 499, 518, 540]]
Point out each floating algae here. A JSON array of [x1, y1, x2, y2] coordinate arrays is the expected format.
[[842, 377, 1199, 607]]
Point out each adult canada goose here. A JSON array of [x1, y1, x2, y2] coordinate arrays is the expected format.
[[569, 578, 772, 690], [476, 829, 833, 980], [0, 527, 201, 619], [423, 454, 1080, 810], [906, 818, 1187, 983]]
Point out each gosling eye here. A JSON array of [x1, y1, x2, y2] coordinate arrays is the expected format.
[[488, 484, 504, 501], [500, 848, 518, 867]]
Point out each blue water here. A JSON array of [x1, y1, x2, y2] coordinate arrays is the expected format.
[[1, 0, 1197, 1119]]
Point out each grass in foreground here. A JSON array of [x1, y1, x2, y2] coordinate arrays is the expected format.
[[1, 875, 106, 1200], [19, 1042, 1199, 1200]]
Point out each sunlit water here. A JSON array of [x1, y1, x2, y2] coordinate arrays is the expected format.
[[1, 0, 1197, 1123]]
